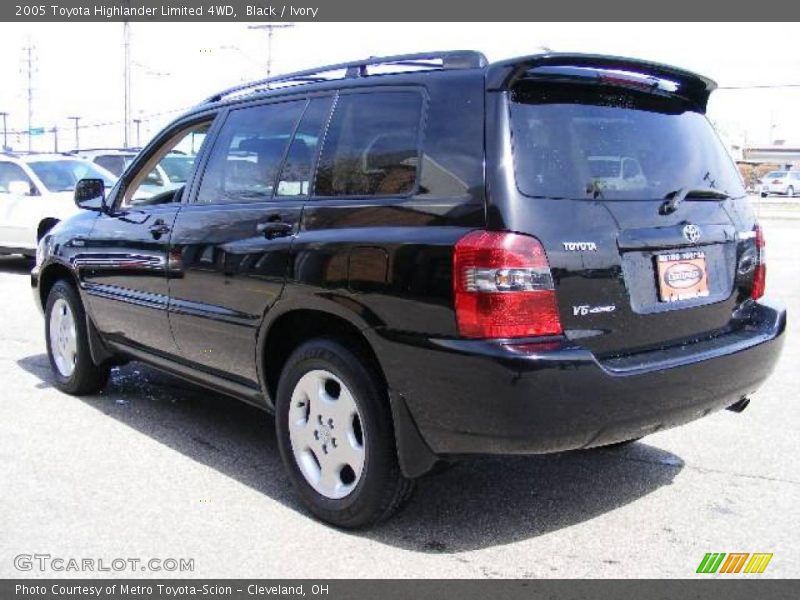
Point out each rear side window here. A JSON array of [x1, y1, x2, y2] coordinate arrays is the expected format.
[[0, 162, 33, 193], [197, 100, 304, 204], [276, 97, 333, 197], [315, 91, 423, 197], [509, 82, 746, 200]]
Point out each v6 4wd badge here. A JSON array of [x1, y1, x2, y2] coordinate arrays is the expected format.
[[573, 304, 616, 316]]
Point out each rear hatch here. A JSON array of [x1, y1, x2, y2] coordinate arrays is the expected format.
[[488, 55, 753, 357]]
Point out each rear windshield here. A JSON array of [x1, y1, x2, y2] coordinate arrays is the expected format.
[[509, 82, 745, 200], [28, 159, 116, 192]]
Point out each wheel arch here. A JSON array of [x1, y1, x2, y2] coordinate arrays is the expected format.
[[37, 218, 60, 242], [258, 305, 439, 478], [38, 261, 77, 311], [259, 307, 384, 409], [38, 261, 115, 367]]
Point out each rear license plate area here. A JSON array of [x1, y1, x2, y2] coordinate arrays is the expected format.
[[656, 250, 710, 302]]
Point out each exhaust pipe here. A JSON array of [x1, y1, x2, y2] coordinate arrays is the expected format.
[[727, 397, 751, 413]]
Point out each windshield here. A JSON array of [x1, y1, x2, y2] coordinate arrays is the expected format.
[[159, 155, 195, 184], [28, 159, 116, 192], [509, 82, 746, 200]]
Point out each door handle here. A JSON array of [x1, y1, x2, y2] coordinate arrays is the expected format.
[[256, 219, 293, 239], [149, 219, 171, 239]]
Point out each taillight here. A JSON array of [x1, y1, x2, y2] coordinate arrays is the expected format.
[[453, 231, 562, 338], [752, 224, 766, 300]]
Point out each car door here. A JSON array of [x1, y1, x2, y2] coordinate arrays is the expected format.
[[81, 117, 216, 355], [0, 161, 39, 249], [167, 96, 333, 385]]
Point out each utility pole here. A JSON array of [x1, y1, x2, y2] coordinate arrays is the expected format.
[[769, 111, 776, 145], [0, 112, 8, 151], [68, 116, 80, 151], [22, 39, 36, 152], [123, 15, 132, 147], [133, 118, 141, 148], [247, 23, 294, 84], [52, 125, 58, 153]]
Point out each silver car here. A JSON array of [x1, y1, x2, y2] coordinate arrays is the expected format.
[[760, 170, 800, 197]]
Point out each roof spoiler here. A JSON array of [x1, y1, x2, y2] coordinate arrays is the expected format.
[[486, 53, 717, 110]]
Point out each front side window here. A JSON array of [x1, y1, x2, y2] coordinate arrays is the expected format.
[[159, 155, 195, 184], [121, 122, 211, 208], [315, 91, 423, 197], [509, 82, 746, 200], [196, 100, 305, 204]]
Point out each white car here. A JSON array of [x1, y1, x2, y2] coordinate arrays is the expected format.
[[0, 153, 116, 256], [759, 170, 800, 198], [588, 155, 647, 191]]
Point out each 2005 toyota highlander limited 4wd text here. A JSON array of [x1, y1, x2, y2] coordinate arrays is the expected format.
[[32, 51, 786, 528]]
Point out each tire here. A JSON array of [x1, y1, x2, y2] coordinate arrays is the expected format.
[[760, 192, 768, 198], [275, 338, 414, 528], [45, 280, 110, 395]]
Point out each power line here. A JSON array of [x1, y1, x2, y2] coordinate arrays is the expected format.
[[718, 84, 800, 90], [5, 106, 190, 140]]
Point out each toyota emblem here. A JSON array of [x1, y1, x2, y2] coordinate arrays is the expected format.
[[683, 224, 701, 243]]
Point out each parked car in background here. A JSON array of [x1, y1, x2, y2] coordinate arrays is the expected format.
[[759, 170, 800, 197], [76, 148, 198, 198], [587, 155, 647, 191], [0, 153, 116, 256], [33, 51, 785, 528], [74, 148, 138, 177]]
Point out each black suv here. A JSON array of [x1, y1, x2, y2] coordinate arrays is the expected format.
[[32, 51, 786, 528]]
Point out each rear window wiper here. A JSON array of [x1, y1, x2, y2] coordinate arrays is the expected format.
[[660, 186, 730, 215]]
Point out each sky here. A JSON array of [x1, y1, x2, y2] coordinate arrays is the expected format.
[[0, 22, 799, 152]]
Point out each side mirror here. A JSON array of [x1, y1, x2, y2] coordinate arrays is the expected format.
[[74, 178, 106, 211], [8, 180, 32, 195]]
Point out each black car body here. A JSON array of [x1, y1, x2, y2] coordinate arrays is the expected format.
[[32, 51, 786, 527]]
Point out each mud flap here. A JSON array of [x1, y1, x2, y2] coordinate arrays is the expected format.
[[388, 390, 439, 478]]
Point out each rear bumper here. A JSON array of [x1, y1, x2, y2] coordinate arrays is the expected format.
[[372, 299, 786, 457], [762, 185, 791, 195]]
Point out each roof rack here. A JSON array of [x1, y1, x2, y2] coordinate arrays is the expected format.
[[204, 50, 488, 104]]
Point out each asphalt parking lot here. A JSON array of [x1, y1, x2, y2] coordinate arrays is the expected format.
[[1, 214, 798, 579]]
